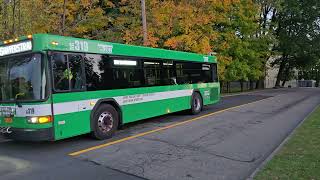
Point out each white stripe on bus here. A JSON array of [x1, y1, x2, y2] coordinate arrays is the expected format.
[[53, 89, 193, 115], [0, 89, 194, 117]]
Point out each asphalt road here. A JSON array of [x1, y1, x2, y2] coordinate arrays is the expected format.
[[0, 88, 319, 180]]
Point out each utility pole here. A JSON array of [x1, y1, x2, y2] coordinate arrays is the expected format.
[[3, 0, 10, 39], [141, 0, 148, 46], [62, 0, 66, 36], [12, 0, 16, 36]]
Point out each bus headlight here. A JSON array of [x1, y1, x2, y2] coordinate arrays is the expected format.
[[27, 116, 52, 124]]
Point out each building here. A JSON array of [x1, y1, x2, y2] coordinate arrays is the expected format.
[[264, 56, 298, 88]]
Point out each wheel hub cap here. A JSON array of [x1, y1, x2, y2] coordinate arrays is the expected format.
[[194, 98, 201, 111], [98, 112, 113, 133]]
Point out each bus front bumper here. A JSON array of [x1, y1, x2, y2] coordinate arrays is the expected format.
[[1, 127, 54, 141]]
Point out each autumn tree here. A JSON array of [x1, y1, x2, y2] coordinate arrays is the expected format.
[[211, 0, 270, 91]]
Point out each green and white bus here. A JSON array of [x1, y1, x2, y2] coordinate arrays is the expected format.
[[0, 34, 220, 141]]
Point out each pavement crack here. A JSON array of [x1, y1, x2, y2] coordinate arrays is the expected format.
[[81, 158, 149, 180], [189, 128, 219, 144], [82, 158, 103, 166], [141, 137, 260, 163], [198, 149, 261, 163]]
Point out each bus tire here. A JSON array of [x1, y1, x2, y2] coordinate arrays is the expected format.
[[191, 92, 203, 115], [91, 104, 119, 140]]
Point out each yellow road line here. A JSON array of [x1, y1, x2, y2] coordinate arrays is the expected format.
[[69, 98, 269, 156]]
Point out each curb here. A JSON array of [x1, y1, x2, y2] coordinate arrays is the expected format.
[[221, 88, 272, 97]]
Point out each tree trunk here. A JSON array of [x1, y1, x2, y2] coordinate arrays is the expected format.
[[12, 0, 17, 36], [141, 0, 148, 46], [255, 80, 260, 89], [275, 59, 286, 87], [240, 81, 244, 92], [61, 0, 67, 35], [261, 76, 265, 89], [3, 1, 9, 38], [281, 80, 286, 87], [316, 72, 319, 87], [249, 80, 254, 90], [18, 0, 21, 35]]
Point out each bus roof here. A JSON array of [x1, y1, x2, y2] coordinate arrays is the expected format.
[[1, 34, 217, 63]]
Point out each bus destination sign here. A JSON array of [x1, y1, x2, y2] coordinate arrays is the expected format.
[[0, 40, 32, 57]]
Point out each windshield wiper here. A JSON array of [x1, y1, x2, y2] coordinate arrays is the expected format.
[[15, 93, 25, 107], [15, 99, 22, 108]]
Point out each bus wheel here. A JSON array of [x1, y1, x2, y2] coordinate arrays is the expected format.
[[191, 92, 203, 115], [92, 104, 119, 140]]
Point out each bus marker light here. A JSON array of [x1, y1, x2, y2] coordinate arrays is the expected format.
[[90, 102, 96, 106], [14, 38, 19, 42], [3, 41, 8, 44], [38, 116, 52, 124], [51, 41, 59, 46], [4, 118, 13, 124], [27, 116, 52, 124], [9, 39, 13, 43], [27, 35, 32, 39]]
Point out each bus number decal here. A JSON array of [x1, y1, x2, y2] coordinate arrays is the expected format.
[[25, 108, 35, 115], [69, 40, 89, 52]]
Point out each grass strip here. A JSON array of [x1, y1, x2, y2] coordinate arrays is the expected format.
[[255, 106, 320, 180]]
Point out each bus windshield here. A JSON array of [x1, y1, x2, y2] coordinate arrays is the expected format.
[[0, 53, 47, 102]]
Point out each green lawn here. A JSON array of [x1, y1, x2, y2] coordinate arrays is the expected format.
[[255, 106, 320, 180]]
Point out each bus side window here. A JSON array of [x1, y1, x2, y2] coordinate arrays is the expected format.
[[201, 64, 214, 83], [51, 53, 85, 92], [162, 61, 176, 85], [175, 62, 214, 84], [112, 58, 143, 89], [212, 64, 218, 82], [176, 63, 187, 84], [68, 54, 85, 91], [52, 53, 69, 91], [143, 60, 161, 86]]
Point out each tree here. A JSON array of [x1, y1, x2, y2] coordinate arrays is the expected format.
[[0, 0, 109, 39], [274, 0, 320, 87], [212, 0, 269, 91]]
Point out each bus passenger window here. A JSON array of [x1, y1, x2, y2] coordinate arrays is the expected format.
[[52, 53, 85, 91], [52, 53, 69, 91], [176, 62, 213, 84], [176, 63, 189, 84], [144, 61, 161, 86], [212, 64, 218, 82], [68, 54, 85, 91], [162, 61, 176, 85]]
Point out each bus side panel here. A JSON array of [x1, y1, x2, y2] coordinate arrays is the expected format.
[[122, 96, 190, 123], [52, 94, 91, 140], [121, 82, 220, 124], [50, 83, 220, 140], [198, 82, 220, 106]]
